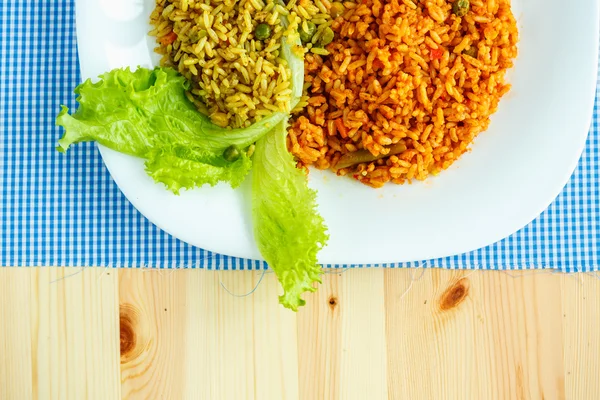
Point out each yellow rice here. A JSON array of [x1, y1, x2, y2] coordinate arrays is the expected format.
[[150, 0, 331, 128]]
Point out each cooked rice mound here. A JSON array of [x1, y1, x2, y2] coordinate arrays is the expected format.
[[288, 0, 518, 187], [150, 0, 332, 129]]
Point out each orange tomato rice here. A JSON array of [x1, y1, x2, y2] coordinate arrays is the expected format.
[[288, 0, 519, 187]]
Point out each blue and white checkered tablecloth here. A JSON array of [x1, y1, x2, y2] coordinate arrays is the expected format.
[[1, 2, 598, 272]]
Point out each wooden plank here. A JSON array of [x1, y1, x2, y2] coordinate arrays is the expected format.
[[384, 269, 565, 400], [118, 269, 298, 400], [0, 268, 33, 400], [478, 271, 565, 400], [31, 267, 121, 400], [297, 269, 388, 400], [118, 269, 187, 399], [1, 267, 120, 400], [563, 273, 600, 399]]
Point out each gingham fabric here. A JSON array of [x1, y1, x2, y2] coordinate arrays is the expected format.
[[1, 2, 598, 272]]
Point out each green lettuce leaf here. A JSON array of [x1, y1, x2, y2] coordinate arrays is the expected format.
[[144, 148, 253, 194], [279, 15, 304, 108], [252, 119, 329, 310], [250, 24, 323, 310], [56, 67, 285, 192]]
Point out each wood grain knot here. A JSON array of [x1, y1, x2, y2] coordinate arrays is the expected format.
[[439, 278, 469, 311], [120, 304, 145, 363], [328, 296, 338, 309]]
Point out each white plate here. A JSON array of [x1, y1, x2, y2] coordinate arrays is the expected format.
[[75, 0, 599, 264]]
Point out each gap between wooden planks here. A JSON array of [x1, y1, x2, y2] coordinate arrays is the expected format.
[[1, 267, 599, 399]]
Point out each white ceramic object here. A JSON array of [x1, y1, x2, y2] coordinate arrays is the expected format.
[[75, 0, 599, 263]]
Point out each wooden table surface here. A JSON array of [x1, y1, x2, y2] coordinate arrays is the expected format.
[[1, 267, 599, 399]]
